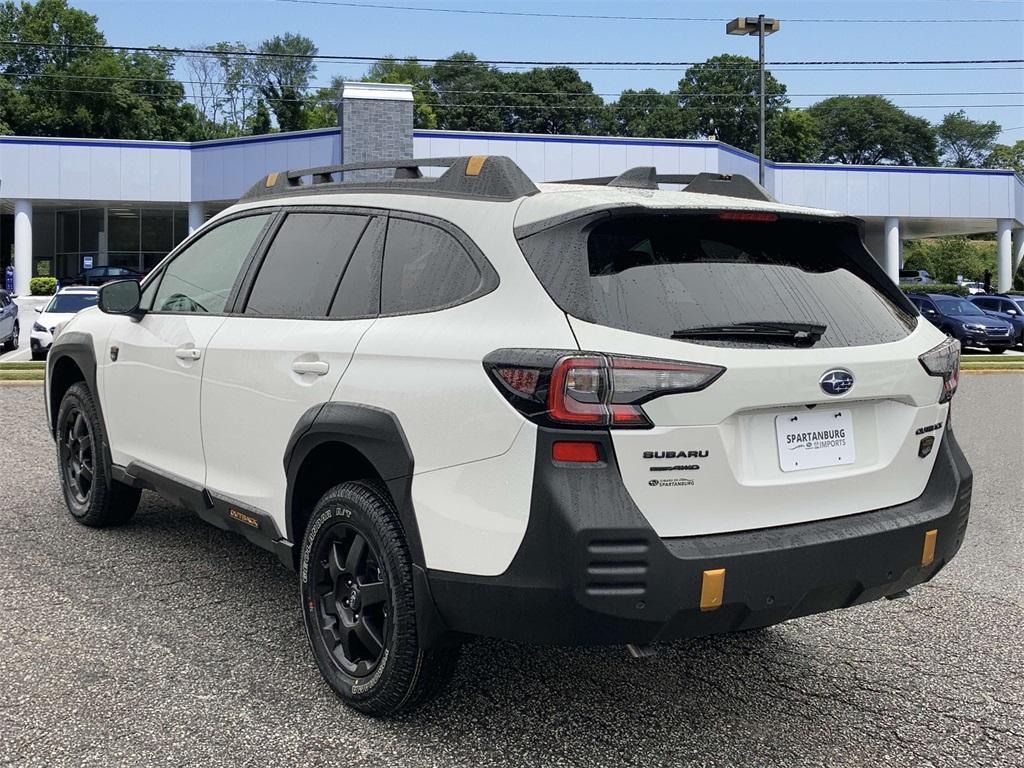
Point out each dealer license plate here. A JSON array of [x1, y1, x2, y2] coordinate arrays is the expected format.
[[775, 409, 856, 472]]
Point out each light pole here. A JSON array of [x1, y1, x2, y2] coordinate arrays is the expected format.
[[726, 15, 780, 186]]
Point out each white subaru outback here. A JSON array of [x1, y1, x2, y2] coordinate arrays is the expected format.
[[45, 156, 971, 716]]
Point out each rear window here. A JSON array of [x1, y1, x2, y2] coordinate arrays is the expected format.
[[519, 212, 916, 348]]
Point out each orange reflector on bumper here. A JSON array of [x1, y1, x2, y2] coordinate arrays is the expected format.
[[922, 529, 938, 566], [700, 568, 726, 612]]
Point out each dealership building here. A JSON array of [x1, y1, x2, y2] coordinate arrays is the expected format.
[[2, 81, 1022, 296]]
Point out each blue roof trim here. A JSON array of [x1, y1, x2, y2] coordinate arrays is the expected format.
[[414, 130, 1019, 178], [191, 128, 339, 151], [0, 136, 189, 151]]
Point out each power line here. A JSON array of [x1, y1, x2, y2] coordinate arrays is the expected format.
[[269, 0, 1023, 23], [4, 71, 1021, 99], [1, 40, 1020, 68]]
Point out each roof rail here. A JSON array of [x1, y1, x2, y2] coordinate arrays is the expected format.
[[554, 167, 776, 202], [240, 155, 539, 202]]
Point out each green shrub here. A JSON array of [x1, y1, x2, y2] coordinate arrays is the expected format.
[[903, 237, 996, 284], [29, 277, 57, 296], [899, 283, 968, 296]]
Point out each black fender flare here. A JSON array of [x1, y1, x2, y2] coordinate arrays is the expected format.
[[283, 403, 449, 645], [283, 401, 423, 565], [46, 331, 119, 493]]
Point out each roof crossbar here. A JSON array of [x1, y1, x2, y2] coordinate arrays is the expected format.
[[241, 155, 539, 202], [554, 167, 776, 202]]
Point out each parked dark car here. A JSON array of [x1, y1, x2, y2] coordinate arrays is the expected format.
[[0, 289, 19, 352], [968, 294, 1024, 348], [908, 292, 1015, 352], [71, 266, 143, 286]]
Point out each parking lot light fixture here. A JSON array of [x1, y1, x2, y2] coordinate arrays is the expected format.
[[726, 15, 781, 186]]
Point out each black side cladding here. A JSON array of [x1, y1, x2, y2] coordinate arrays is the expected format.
[[425, 424, 972, 646], [283, 402, 422, 563]]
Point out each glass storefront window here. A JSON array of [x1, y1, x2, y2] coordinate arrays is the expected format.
[[141, 209, 174, 253], [81, 209, 104, 253], [108, 209, 140, 253], [57, 211, 79, 253]]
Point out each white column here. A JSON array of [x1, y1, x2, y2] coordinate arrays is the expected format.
[[1012, 228, 1024, 279], [13, 200, 32, 297], [187, 202, 205, 234], [996, 219, 1012, 292], [883, 217, 900, 284]]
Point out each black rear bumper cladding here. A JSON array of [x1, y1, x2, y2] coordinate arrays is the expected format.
[[426, 424, 972, 646]]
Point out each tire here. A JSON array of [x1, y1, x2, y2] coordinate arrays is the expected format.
[[31, 349, 47, 361], [299, 481, 459, 716], [55, 382, 141, 526], [987, 347, 1007, 354], [1, 322, 17, 352]]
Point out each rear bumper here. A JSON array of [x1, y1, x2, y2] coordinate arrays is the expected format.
[[426, 424, 972, 646]]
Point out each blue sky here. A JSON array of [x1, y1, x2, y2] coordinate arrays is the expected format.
[[75, 0, 1024, 141]]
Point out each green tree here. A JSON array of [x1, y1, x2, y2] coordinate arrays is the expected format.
[[365, 57, 437, 128], [809, 96, 938, 166], [255, 32, 317, 132], [0, 0, 201, 140], [609, 88, 686, 138], [675, 54, 788, 152], [903, 237, 995, 283], [984, 140, 1024, 175], [504, 67, 605, 135], [430, 52, 509, 132], [247, 99, 272, 135], [936, 110, 1000, 167], [767, 109, 821, 162]]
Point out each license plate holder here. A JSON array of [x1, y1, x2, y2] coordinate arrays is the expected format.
[[775, 408, 855, 472]]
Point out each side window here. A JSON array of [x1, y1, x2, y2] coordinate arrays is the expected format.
[[151, 214, 270, 314], [974, 298, 992, 310], [244, 212, 369, 318], [329, 216, 384, 320], [381, 218, 483, 315], [921, 300, 937, 314]]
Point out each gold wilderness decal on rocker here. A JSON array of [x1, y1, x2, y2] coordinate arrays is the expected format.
[[228, 508, 260, 528]]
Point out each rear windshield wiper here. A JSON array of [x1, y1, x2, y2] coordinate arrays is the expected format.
[[670, 321, 827, 345]]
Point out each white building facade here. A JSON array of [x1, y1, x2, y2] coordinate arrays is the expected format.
[[2, 83, 1022, 296]]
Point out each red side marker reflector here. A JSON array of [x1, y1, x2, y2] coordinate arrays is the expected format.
[[552, 441, 601, 463]]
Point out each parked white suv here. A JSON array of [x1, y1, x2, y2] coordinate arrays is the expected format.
[[30, 286, 98, 360], [45, 156, 972, 716]]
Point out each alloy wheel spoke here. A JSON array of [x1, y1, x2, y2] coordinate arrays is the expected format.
[[345, 534, 367, 576], [354, 618, 383, 657], [73, 412, 86, 440], [358, 580, 386, 609], [336, 623, 356, 663], [328, 542, 345, 582]]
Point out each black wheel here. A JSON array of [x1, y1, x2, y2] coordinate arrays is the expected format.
[[299, 481, 459, 716], [56, 382, 141, 526], [988, 346, 1007, 354], [31, 349, 47, 361], [2, 322, 17, 352]]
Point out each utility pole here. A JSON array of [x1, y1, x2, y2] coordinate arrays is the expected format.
[[726, 15, 780, 186]]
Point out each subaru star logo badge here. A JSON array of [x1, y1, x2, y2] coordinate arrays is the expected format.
[[819, 369, 854, 396]]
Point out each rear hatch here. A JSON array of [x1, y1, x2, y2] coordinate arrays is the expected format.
[[517, 208, 951, 537]]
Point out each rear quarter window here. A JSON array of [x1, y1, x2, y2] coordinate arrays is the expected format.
[[519, 212, 917, 348]]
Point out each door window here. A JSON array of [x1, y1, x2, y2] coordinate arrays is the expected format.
[[329, 216, 384, 320], [244, 212, 370, 318], [381, 218, 484, 314], [150, 214, 270, 314]]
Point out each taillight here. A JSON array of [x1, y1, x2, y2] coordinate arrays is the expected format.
[[484, 349, 725, 429], [919, 336, 960, 404]]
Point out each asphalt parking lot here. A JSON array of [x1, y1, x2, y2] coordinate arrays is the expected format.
[[1, 374, 1022, 768]]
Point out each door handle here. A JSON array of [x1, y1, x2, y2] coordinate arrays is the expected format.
[[291, 360, 329, 376], [175, 347, 201, 360]]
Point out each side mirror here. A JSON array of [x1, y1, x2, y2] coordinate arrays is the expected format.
[[1007, 309, 1019, 316], [925, 309, 937, 315], [34, 306, 43, 313], [98, 280, 142, 317]]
